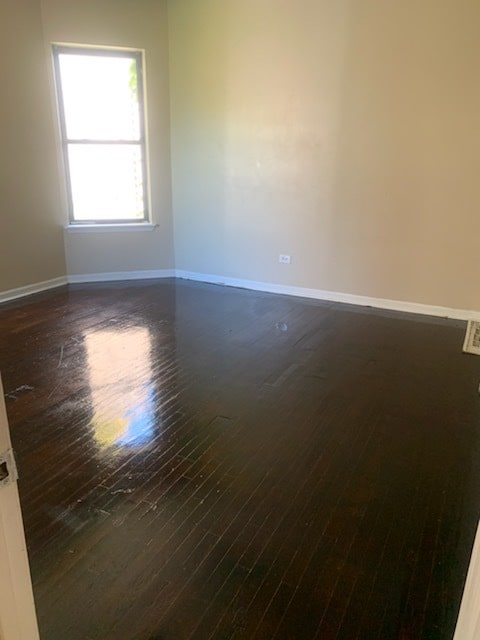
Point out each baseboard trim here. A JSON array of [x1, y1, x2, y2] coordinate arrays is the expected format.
[[175, 270, 480, 321], [2, 269, 479, 321], [0, 276, 68, 304], [67, 269, 176, 284]]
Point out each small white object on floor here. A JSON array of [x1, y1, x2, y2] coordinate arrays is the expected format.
[[463, 320, 480, 355]]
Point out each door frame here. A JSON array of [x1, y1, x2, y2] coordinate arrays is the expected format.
[[454, 520, 480, 640], [0, 375, 40, 640]]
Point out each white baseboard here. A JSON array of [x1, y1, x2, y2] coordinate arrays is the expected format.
[[175, 270, 480, 321], [67, 269, 176, 284], [2, 269, 479, 322], [0, 276, 68, 304]]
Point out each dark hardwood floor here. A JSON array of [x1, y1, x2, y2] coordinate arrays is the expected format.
[[0, 279, 479, 640]]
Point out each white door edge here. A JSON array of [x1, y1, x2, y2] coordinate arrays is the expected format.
[[0, 375, 40, 640], [453, 521, 480, 640]]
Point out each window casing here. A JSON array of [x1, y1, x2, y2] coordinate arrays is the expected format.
[[53, 45, 149, 225]]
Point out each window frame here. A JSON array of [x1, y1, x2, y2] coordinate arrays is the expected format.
[[52, 44, 150, 225]]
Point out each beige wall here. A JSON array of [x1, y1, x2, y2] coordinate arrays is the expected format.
[[169, 0, 480, 310], [2, 0, 480, 311], [0, 0, 66, 291], [40, 0, 174, 276]]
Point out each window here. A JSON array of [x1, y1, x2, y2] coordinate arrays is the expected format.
[[53, 45, 149, 224]]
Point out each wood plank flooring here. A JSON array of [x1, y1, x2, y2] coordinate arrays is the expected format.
[[0, 279, 479, 640]]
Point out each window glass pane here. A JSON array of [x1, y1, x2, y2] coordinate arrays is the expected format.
[[58, 54, 140, 140], [68, 144, 145, 221]]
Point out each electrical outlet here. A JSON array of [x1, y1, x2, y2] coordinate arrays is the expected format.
[[279, 255, 291, 264]]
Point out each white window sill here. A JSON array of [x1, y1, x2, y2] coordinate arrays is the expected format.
[[64, 223, 158, 233]]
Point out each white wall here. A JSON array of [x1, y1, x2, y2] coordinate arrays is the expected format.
[[169, 0, 480, 311]]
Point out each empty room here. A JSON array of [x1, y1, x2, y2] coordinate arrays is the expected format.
[[1, 1, 480, 639]]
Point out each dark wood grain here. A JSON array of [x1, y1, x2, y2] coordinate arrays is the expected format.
[[0, 279, 479, 640]]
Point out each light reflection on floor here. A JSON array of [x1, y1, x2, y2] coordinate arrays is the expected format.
[[84, 327, 156, 450]]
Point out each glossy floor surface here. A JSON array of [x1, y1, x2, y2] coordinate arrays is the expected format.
[[1, 280, 480, 640]]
